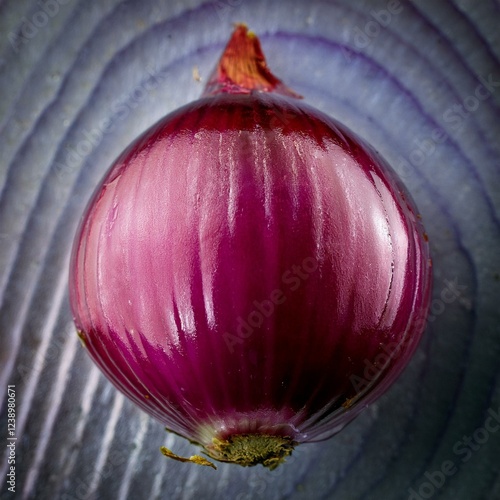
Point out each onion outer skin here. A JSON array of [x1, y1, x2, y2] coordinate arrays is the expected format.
[[69, 25, 432, 468]]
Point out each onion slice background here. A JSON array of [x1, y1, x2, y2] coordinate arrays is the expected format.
[[0, 1, 499, 499]]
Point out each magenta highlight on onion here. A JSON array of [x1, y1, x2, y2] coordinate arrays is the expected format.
[[69, 24, 432, 469]]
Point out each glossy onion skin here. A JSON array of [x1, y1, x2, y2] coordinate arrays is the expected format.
[[69, 91, 432, 450]]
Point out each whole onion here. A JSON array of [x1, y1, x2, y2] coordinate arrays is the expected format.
[[69, 24, 432, 469]]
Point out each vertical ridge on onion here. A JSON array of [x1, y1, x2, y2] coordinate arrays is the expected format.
[[196, 154, 232, 425], [259, 127, 281, 410]]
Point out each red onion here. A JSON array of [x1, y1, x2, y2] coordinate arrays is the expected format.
[[69, 24, 432, 469]]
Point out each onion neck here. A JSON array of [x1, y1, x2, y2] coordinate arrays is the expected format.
[[202, 23, 302, 99]]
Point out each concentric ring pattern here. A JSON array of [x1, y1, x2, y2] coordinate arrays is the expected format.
[[0, 1, 499, 499]]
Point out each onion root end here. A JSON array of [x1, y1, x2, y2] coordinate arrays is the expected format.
[[205, 434, 296, 470]]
